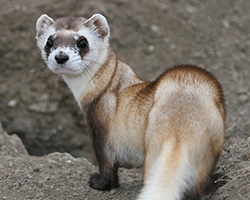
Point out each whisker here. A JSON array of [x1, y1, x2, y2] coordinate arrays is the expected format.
[[81, 61, 107, 90], [22, 57, 49, 82], [22, 64, 42, 81], [83, 58, 103, 66], [86, 59, 108, 85], [81, 63, 96, 85], [85, 65, 107, 89]]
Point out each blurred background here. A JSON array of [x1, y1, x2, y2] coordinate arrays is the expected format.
[[0, 0, 249, 165]]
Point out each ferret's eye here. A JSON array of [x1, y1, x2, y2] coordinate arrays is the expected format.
[[77, 38, 88, 50], [46, 38, 53, 49]]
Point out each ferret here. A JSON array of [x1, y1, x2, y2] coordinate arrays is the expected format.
[[36, 13, 225, 200]]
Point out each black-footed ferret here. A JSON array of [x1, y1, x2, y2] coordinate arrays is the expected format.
[[36, 14, 225, 200]]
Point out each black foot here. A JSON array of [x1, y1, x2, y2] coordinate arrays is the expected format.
[[212, 173, 228, 190], [202, 172, 228, 196], [89, 172, 119, 191]]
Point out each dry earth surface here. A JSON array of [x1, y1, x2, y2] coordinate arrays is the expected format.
[[0, 0, 249, 199]]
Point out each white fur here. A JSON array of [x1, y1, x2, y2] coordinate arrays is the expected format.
[[36, 14, 110, 107], [113, 135, 144, 168], [84, 14, 110, 39], [36, 14, 55, 56], [62, 74, 90, 108], [47, 46, 84, 75], [137, 143, 196, 200], [61, 27, 110, 106]]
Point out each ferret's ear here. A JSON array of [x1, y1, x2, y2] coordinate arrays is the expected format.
[[36, 14, 54, 39], [84, 14, 110, 40]]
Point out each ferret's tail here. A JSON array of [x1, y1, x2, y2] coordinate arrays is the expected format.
[[137, 142, 197, 200]]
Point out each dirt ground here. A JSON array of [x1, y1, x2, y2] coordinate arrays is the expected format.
[[0, 0, 249, 199]]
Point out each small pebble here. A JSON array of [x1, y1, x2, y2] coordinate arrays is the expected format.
[[9, 162, 13, 167], [8, 99, 18, 107], [150, 25, 160, 33], [148, 45, 155, 52], [169, 43, 176, 50], [36, 192, 44, 198]]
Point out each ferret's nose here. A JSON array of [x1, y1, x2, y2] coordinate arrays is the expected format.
[[55, 54, 69, 64]]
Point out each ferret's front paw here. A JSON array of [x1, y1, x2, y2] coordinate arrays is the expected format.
[[89, 172, 112, 190]]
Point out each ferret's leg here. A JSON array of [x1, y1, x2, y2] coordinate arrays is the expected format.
[[88, 127, 119, 190]]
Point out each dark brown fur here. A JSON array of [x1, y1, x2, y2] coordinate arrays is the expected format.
[[54, 17, 86, 31]]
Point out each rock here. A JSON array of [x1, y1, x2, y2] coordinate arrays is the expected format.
[[36, 192, 44, 198], [28, 102, 59, 113], [150, 25, 160, 33], [222, 20, 230, 29], [0, 118, 250, 199], [239, 93, 249, 102], [148, 45, 155, 52], [186, 6, 196, 13], [0, 122, 142, 200], [8, 99, 18, 107], [169, 43, 176, 50], [0, 122, 28, 157]]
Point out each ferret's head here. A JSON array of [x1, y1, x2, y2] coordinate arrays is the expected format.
[[36, 14, 110, 76]]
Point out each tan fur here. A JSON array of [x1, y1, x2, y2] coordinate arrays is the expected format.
[[80, 50, 225, 198], [36, 14, 225, 200]]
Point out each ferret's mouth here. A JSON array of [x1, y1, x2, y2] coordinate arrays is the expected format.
[[53, 66, 81, 75]]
